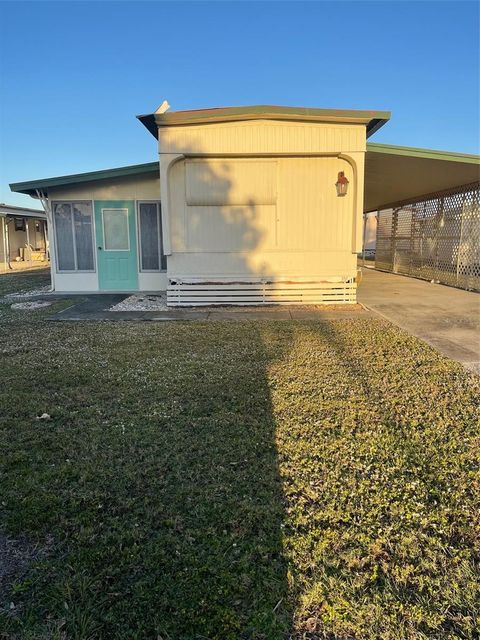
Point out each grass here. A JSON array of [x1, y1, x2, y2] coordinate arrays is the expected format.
[[0, 269, 51, 297], [0, 272, 479, 639]]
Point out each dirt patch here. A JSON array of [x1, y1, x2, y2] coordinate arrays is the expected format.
[[0, 531, 53, 608], [206, 302, 365, 312]]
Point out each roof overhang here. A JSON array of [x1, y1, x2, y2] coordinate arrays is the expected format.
[[10, 162, 159, 197], [137, 105, 391, 140], [0, 204, 46, 219], [365, 143, 480, 211]]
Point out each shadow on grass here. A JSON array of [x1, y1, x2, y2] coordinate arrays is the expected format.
[[2, 140, 296, 640], [0, 321, 294, 640]]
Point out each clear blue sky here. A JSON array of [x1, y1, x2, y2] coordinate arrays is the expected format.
[[1, 0, 478, 207]]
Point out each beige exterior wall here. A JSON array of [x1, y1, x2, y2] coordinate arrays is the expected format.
[[159, 119, 366, 285], [47, 173, 160, 201]]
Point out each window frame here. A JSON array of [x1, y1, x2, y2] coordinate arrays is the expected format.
[[136, 200, 166, 273], [52, 200, 96, 273]]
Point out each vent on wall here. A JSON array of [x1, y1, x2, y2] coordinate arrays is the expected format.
[[167, 278, 357, 306]]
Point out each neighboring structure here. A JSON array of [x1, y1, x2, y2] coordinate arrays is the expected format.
[[361, 211, 377, 259], [0, 203, 48, 272], [10, 104, 480, 303]]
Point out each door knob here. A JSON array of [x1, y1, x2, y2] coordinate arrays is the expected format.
[[98, 246, 102, 250]]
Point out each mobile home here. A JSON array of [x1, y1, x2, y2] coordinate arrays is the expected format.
[[10, 104, 479, 302]]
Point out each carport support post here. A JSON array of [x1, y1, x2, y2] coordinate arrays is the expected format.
[[5, 219, 11, 270], [433, 196, 445, 282], [1, 217, 7, 272], [391, 208, 399, 273], [25, 219, 31, 265], [362, 213, 368, 266], [456, 191, 466, 287]]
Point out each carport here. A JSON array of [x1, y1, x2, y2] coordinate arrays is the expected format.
[[364, 143, 480, 291]]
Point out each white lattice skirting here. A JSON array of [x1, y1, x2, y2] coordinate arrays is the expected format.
[[167, 279, 357, 306]]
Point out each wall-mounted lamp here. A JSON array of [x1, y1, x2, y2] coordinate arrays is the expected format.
[[335, 171, 349, 197]]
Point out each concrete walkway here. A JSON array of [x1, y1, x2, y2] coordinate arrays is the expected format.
[[358, 268, 480, 373]]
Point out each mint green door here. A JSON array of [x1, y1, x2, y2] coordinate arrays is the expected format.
[[95, 200, 138, 291]]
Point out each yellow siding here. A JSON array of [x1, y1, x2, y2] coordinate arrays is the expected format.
[[186, 159, 277, 205], [167, 156, 357, 280], [158, 117, 367, 302], [160, 119, 365, 155], [276, 157, 352, 251]]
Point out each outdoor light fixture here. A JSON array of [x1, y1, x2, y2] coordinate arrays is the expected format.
[[335, 171, 349, 197]]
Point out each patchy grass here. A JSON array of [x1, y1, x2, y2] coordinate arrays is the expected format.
[[0, 270, 75, 324], [0, 269, 51, 297], [0, 273, 479, 639]]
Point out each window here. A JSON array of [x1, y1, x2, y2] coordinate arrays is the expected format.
[[138, 202, 166, 271], [53, 201, 94, 272], [102, 208, 129, 251], [14, 218, 26, 231]]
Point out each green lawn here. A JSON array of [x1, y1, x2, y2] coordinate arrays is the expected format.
[[0, 272, 479, 640]]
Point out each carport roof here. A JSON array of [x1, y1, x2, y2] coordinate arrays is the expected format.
[[365, 143, 480, 211]]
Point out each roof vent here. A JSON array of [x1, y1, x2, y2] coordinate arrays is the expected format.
[[155, 100, 170, 115]]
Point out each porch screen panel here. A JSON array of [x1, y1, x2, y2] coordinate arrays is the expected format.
[[73, 203, 94, 270], [54, 203, 76, 271], [139, 203, 165, 271], [54, 201, 94, 271], [139, 203, 159, 270]]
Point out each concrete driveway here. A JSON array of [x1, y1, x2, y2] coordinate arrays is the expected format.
[[358, 267, 480, 373]]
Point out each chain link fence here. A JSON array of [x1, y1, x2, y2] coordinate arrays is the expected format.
[[375, 182, 480, 291]]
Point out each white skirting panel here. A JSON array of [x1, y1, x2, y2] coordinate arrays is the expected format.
[[167, 279, 357, 306]]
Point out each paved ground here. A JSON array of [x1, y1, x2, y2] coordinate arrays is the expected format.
[[358, 268, 480, 373], [50, 295, 371, 322]]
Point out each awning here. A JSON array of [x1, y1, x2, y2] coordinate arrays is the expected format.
[[365, 143, 480, 211]]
